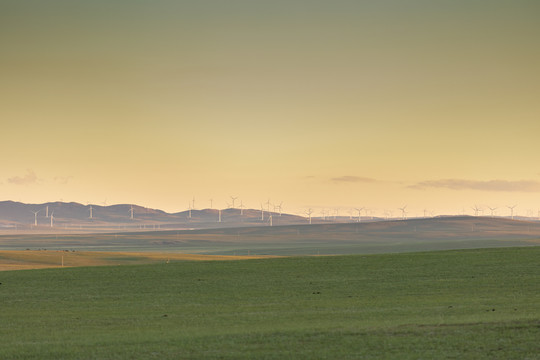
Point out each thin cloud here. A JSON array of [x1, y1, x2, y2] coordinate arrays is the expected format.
[[331, 176, 377, 183], [54, 176, 73, 184], [410, 179, 540, 192], [7, 169, 40, 185]]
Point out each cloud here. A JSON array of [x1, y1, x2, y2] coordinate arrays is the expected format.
[[331, 176, 377, 183], [410, 179, 540, 192], [7, 169, 40, 185], [54, 176, 73, 184]]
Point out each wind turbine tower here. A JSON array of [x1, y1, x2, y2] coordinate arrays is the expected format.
[[45, 206, 49, 218], [31, 210, 41, 226], [129, 205, 134, 220], [305, 208, 313, 225], [260, 204, 264, 221], [239, 200, 245, 216], [230, 196, 238, 208], [218, 209, 222, 223], [398, 206, 407, 220], [507, 205, 517, 220], [209, 199, 213, 209], [89, 205, 93, 219], [365, 208, 373, 220], [50, 211, 54, 228], [354, 208, 364, 222]]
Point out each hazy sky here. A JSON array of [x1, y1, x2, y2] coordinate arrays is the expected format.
[[2, 1, 540, 216]]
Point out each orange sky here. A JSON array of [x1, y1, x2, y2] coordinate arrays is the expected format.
[[1, 1, 540, 217]]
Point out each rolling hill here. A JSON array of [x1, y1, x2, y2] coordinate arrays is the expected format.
[[0, 201, 307, 232], [1, 215, 539, 256]]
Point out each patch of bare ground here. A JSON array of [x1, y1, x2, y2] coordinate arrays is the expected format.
[[0, 250, 275, 271]]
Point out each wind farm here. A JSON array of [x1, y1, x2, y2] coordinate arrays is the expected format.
[[1, 200, 540, 256]]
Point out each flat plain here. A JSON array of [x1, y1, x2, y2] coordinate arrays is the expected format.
[[1, 247, 539, 359]]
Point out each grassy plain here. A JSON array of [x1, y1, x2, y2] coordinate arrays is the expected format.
[[1, 247, 539, 359]]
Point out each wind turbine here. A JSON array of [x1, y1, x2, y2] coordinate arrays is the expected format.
[[239, 200, 245, 216], [45, 205, 49, 218], [218, 208, 222, 223], [472, 205, 482, 217], [129, 205, 134, 220], [31, 209, 41, 226], [89, 205, 93, 219], [354, 207, 364, 222], [507, 205, 517, 220], [188, 203, 192, 219], [305, 208, 313, 225], [277, 202, 283, 216], [230, 196, 238, 209], [268, 214, 273, 227], [50, 211, 55, 228], [365, 208, 374, 220], [398, 206, 407, 220], [260, 204, 264, 221], [321, 208, 327, 221], [488, 206, 497, 217]]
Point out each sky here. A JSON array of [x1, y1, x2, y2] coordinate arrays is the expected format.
[[1, 0, 540, 217]]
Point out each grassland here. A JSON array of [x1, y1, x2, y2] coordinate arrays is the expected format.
[[1, 247, 539, 359]]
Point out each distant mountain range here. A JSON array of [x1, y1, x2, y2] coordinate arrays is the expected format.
[[0, 201, 309, 232]]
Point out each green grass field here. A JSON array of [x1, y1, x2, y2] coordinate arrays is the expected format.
[[1, 247, 539, 359]]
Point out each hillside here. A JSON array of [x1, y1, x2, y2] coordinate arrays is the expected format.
[[0, 201, 306, 232], [1, 216, 539, 255]]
